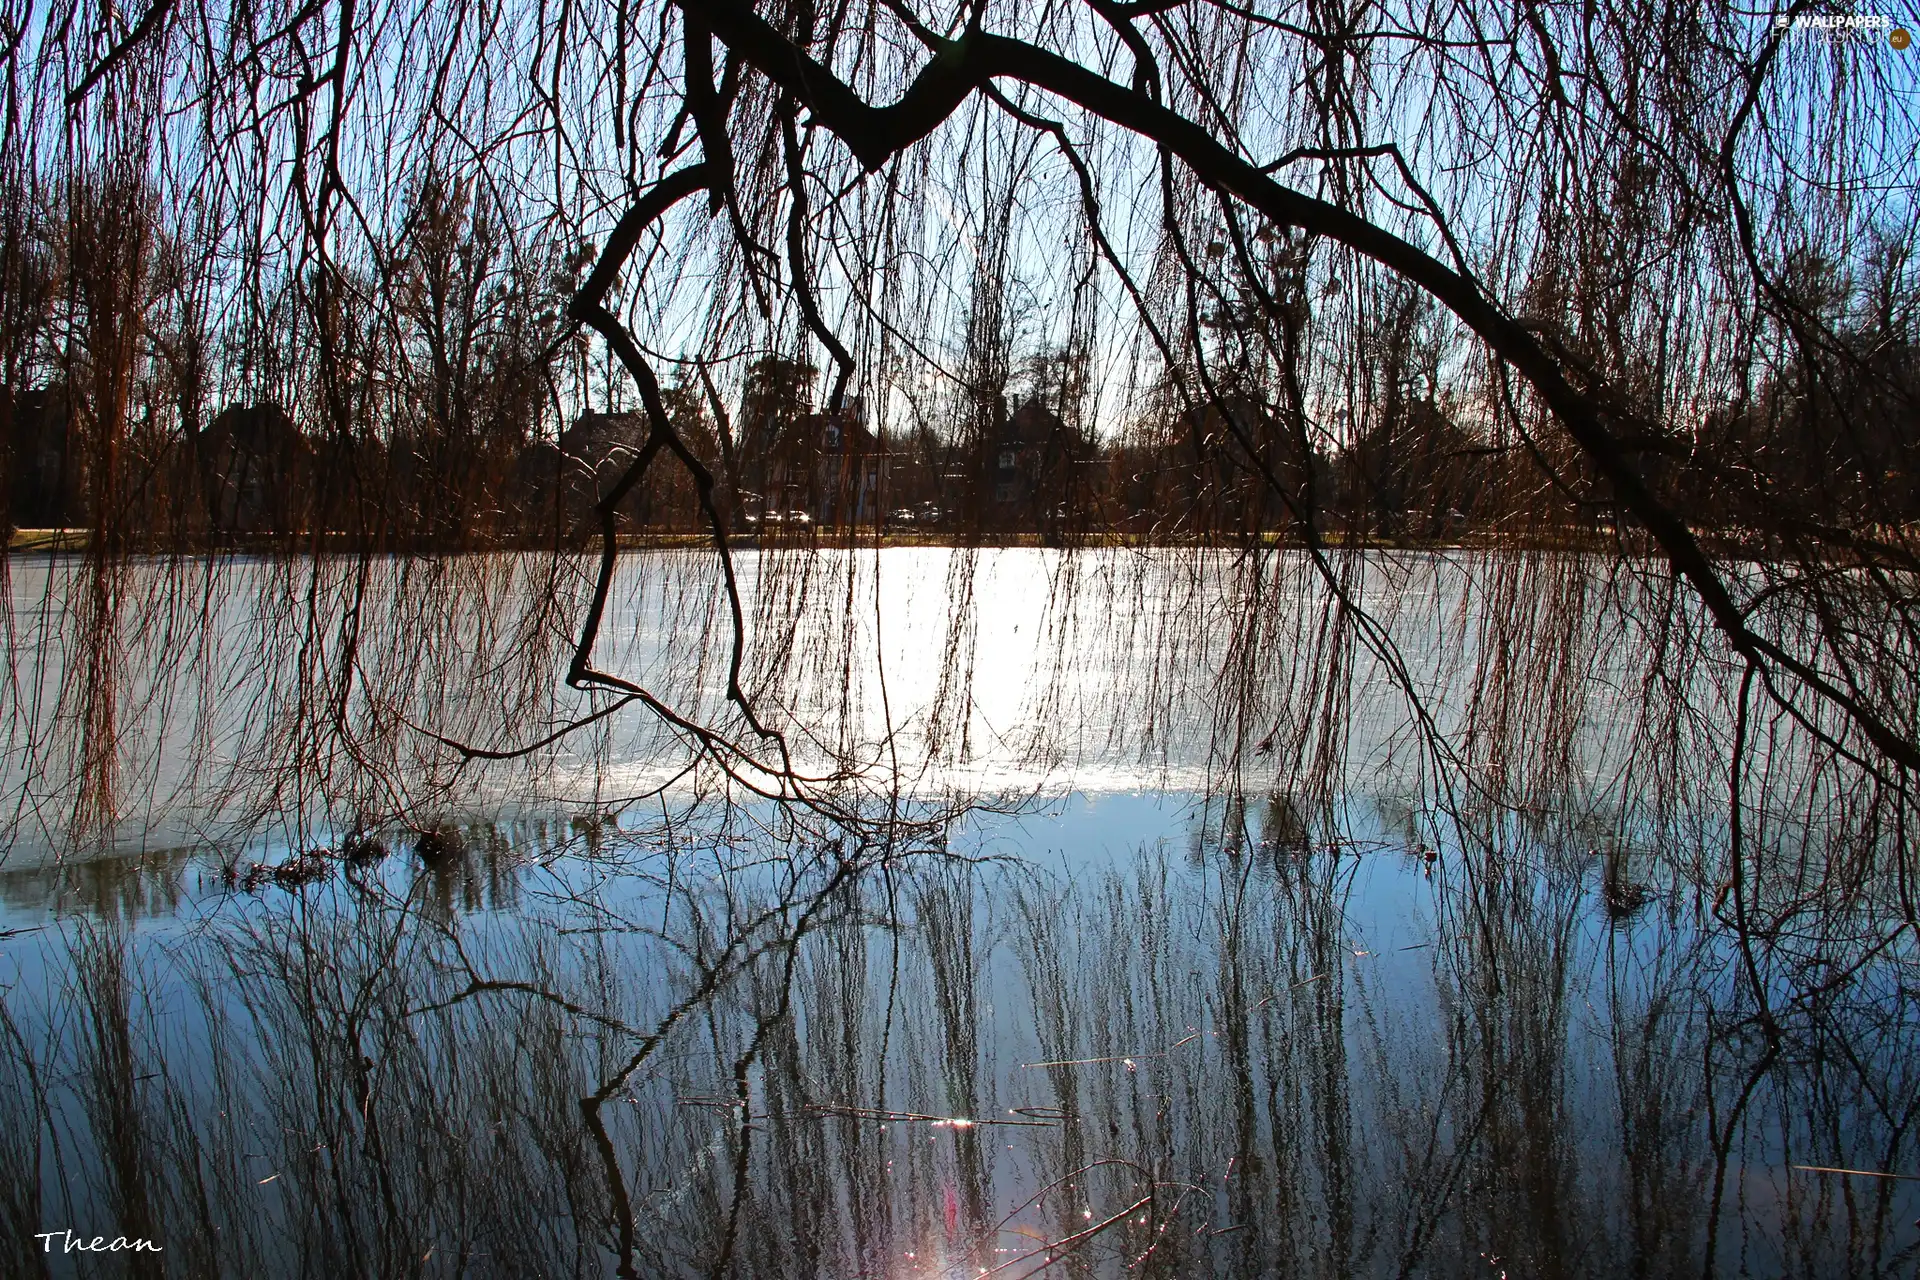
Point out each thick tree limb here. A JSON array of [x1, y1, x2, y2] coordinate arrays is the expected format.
[[681, 0, 1920, 771]]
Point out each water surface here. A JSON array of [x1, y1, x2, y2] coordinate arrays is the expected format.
[[0, 551, 1913, 1276]]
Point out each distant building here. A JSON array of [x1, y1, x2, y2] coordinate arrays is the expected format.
[[547, 409, 710, 531], [983, 398, 1092, 533], [1336, 398, 1482, 540], [767, 399, 889, 527], [197, 403, 309, 535], [2, 386, 80, 528], [1166, 392, 1327, 534], [557, 410, 650, 502]]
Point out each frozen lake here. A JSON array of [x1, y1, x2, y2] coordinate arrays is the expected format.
[[0, 549, 1911, 1277]]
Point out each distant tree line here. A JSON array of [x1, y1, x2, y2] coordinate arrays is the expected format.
[[8, 173, 1911, 548]]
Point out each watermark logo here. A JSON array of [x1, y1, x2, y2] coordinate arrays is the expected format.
[[1775, 12, 1911, 47], [35, 1230, 164, 1254]]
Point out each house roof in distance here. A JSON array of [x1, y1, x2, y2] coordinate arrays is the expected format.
[[776, 398, 886, 457]]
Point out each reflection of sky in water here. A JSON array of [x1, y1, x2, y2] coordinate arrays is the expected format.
[[0, 791, 1911, 1277]]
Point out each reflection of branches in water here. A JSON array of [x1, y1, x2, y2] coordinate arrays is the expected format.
[[7, 544, 1918, 1265], [66, 924, 169, 1278], [0, 996, 46, 1279], [0, 805, 1915, 1275]]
